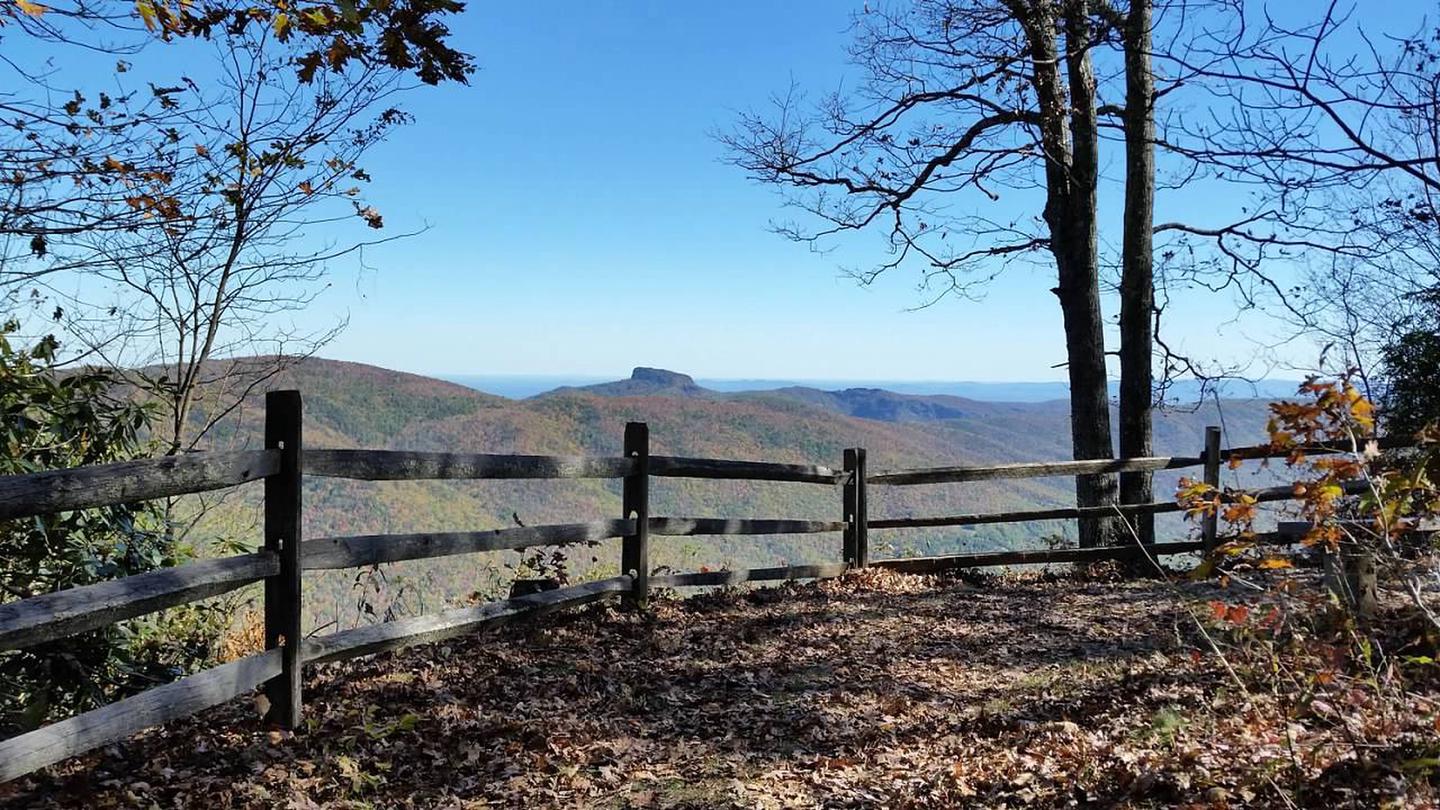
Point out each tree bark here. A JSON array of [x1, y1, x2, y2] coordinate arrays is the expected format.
[[1119, 0, 1156, 548], [1027, 0, 1120, 549]]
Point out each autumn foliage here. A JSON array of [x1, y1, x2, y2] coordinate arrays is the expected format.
[[1, 0, 473, 85], [1180, 377, 1438, 587], [1166, 376, 1440, 802]]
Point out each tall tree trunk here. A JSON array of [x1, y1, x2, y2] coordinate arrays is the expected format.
[[1119, 0, 1156, 548], [1028, 0, 1119, 549]]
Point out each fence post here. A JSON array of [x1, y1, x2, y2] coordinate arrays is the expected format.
[[843, 448, 868, 567], [263, 390, 303, 729], [1202, 425, 1221, 552], [621, 422, 650, 608], [843, 449, 856, 564]]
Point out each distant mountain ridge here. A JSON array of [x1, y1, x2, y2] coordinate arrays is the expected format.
[[736, 387, 1001, 423], [529, 367, 1183, 425], [542, 367, 716, 399], [441, 370, 1304, 403], [539, 367, 1011, 422]]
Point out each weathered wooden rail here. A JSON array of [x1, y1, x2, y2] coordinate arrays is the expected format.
[[0, 390, 1400, 782]]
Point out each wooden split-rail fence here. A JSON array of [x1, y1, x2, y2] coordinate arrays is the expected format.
[[0, 391, 1403, 781]]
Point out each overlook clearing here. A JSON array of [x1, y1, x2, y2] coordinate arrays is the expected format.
[[6, 0, 1440, 805], [1, 389, 1421, 807]]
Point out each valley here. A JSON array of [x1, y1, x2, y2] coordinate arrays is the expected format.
[[193, 359, 1278, 630]]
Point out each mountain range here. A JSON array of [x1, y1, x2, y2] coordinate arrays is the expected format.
[[196, 359, 1279, 630], [442, 370, 1303, 403]]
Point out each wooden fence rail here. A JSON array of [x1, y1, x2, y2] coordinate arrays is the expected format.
[[869, 436, 1415, 487], [868, 479, 1374, 531], [868, 455, 1201, 486], [303, 576, 634, 665], [0, 649, 282, 784], [0, 449, 280, 521], [0, 387, 1415, 784], [648, 456, 842, 484], [870, 500, 1185, 530], [1220, 435, 1412, 461], [0, 552, 279, 651], [649, 518, 846, 536], [306, 449, 636, 480], [651, 563, 851, 588], [872, 541, 1207, 574], [302, 520, 636, 570]]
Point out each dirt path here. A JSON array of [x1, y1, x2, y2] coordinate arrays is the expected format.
[[0, 569, 1428, 808]]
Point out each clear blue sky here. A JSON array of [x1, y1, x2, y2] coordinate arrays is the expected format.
[[319, 1, 1023, 381], [331, 0, 1375, 383], [21, 1, 1430, 382]]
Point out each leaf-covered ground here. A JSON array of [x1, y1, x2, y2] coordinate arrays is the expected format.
[[3, 569, 1436, 808]]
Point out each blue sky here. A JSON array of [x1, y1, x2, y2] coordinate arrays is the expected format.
[[14, 1, 1431, 382], [319, 1, 1006, 380]]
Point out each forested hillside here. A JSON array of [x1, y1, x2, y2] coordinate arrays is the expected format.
[[188, 358, 1272, 631]]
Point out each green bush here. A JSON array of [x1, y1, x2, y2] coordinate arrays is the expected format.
[[0, 323, 223, 737], [1380, 288, 1440, 436]]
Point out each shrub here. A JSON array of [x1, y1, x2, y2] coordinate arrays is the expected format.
[[1180, 375, 1439, 640], [0, 323, 223, 736]]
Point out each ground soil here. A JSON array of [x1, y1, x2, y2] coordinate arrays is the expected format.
[[2, 568, 1436, 808]]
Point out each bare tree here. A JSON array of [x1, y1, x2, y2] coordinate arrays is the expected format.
[[1104, 0, 1158, 545], [45, 34, 417, 454], [1, 1, 473, 454], [725, 0, 1440, 556], [723, 0, 1124, 547], [1145, 1, 1440, 385], [0, 0, 471, 260], [0, 0, 473, 563]]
